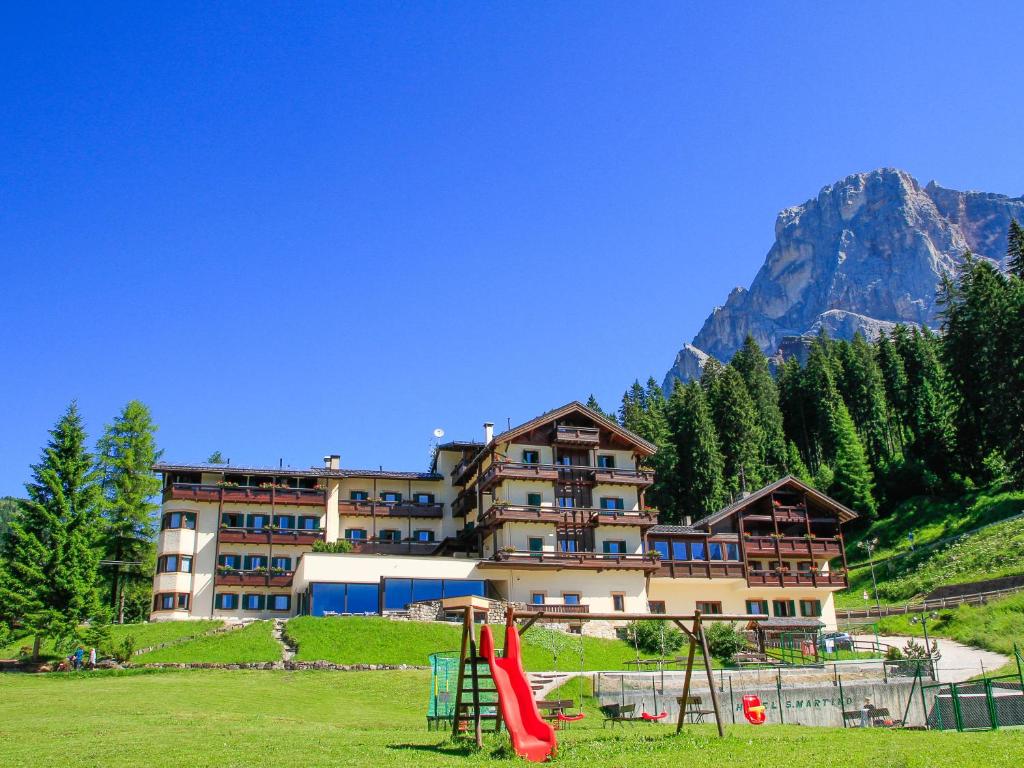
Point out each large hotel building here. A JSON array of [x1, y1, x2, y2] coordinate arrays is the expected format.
[[151, 402, 854, 628]]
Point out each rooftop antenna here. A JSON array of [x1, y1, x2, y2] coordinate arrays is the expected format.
[[429, 428, 445, 464], [507, 417, 511, 431]]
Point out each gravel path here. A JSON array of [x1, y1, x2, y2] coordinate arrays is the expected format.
[[856, 634, 1009, 682]]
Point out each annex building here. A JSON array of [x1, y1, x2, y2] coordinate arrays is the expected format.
[[151, 402, 855, 629]]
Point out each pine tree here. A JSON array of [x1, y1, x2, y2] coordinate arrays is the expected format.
[[838, 333, 893, 472], [1008, 218, 1024, 278], [876, 330, 909, 452], [777, 356, 817, 471], [667, 382, 726, 520], [784, 441, 813, 485], [97, 400, 162, 623], [827, 399, 878, 517], [705, 365, 765, 496], [730, 335, 787, 478], [0, 403, 104, 656], [206, 450, 225, 464], [585, 394, 611, 420]]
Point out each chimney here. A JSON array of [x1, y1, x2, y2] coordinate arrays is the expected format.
[[684, 515, 692, 527], [483, 422, 494, 444], [323, 454, 340, 470]]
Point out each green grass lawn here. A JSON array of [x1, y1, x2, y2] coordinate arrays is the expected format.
[[133, 620, 280, 664], [286, 616, 677, 671], [1, 668, 1022, 767], [0, 620, 224, 660]]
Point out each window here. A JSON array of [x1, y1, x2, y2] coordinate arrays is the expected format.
[[269, 594, 291, 612], [800, 600, 822, 617], [602, 540, 626, 555], [271, 556, 292, 572], [652, 540, 670, 560], [612, 594, 625, 612], [413, 493, 435, 504], [671, 541, 688, 561], [557, 455, 572, 466], [597, 455, 616, 469], [247, 513, 270, 530], [350, 490, 369, 501], [243, 555, 268, 570], [153, 593, 181, 611], [563, 593, 581, 605], [273, 514, 295, 529], [215, 593, 239, 610], [750, 560, 766, 571], [600, 497, 625, 511], [218, 553, 241, 569], [558, 539, 578, 552], [298, 515, 320, 530], [414, 529, 435, 542], [557, 497, 575, 508], [708, 542, 724, 561], [531, 593, 546, 605], [726, 543, 740, 561], [528, 537, 543, 554], [378, 578, 486, 612], [691, 541, 707, 561], [242, 594, 266, 611], [162, 511, 196, 530], [380, 491, 402, 503], [522, 450, 540, 465], [311, 582, 381, 615], [221, 512, 244, 528], [345, 528, 367, 541], [379, 529, 401, 542], [773, 599, 796, 617], [746, 599, 769, 615], [527, 493, 542, 507], [158, 555, 192, 573], [797, 561, 813, 573], [696, 601, 722, 615], [648, 600, 666, 614]]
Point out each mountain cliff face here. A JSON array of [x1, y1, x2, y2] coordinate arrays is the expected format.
[[663, 168, 1024, 391]]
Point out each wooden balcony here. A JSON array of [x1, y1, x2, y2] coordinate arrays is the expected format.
[[451, 489, 477, 518], [164, 483, 325, 507], [653, 561, 746, 579], [746, 569, 848, 588], [478, 462, 559, 491], [478, 504, 657, 530], [337, 500, 444, 518], [742, 536, 843, 558], [593, 467, 655, 487], [218, 527, 324, 545], [346, 539, 440, 556], [553, 425, 601, 446], [528, 603, 590, 615], [478, 550, 659, 572], [214, 570, 294, 587]]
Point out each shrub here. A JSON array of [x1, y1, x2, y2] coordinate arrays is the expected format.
[[312, 540, 353, 554], [625, 620, 683, 656], [704, 622, 746, 663], [885, 645, 903, 660]]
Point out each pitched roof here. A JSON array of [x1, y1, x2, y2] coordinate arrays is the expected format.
[[647, 524, 707, 536], [492, 401, 657, 455], [690, 475, 859, 528], [749, 617, 825, 630]]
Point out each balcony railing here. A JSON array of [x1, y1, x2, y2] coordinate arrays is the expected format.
[[746, 569, 848, 588], [337, 500, 444, 518], [654, 560, 746, 579], [593, 467, 655, 487], [478, 462, 560, 490], [742, 535, 843, 558], [527, 603, 590, 615], [553, 426, 601, 446], [478, 504, 658, 529], [164, 483, 325, 507], [478, 462, 653, 491], [218, 527, 324, 545], [452, 489, 477, 517], [214, 569, 294, 587], [480, 550, 659, 571], [345, 539, 440, 556]]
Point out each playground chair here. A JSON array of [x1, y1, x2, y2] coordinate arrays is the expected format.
[[678, 695, 715, 724], [600, 702, 639, 727], [741, 695, 766, 725]]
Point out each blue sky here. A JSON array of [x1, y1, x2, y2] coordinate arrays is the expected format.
[[2, 3, 1022, 495]]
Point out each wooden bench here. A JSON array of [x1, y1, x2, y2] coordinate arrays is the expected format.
[[537, 699, 582, 729], [678, 695, 715, 724], [600, 703, 639, 727], [842, 707, 899, 727]]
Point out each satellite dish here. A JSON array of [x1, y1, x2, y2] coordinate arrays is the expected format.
[[433, 428, 445, 438]]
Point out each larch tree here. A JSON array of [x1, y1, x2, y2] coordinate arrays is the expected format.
[[97, 400, 162, 623]]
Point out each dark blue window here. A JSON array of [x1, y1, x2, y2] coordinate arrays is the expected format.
[[215, 593, 238, 610], [311, 583, 346, 615], [271, 556, 292, 571], [691, 542, 707, 561], [413, 579, 444, 603], [443, 580, 485, 599], [652, 540, 670, 560], [708, 542, 724, 560], [345, 584, 379, 614], [671, 541, 688, 561], [726, 543, 740, 561], [218, 553, 241, 569], [247, 514, 270, 530], [274, 515, 295, 528], [243, 555, 267, 570], [298, 516, 320, 530], [384, 579, 413, 611]]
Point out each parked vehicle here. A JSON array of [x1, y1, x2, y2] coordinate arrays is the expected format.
[[818, 631, 854, 651]]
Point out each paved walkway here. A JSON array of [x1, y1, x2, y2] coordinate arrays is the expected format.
[[856, 634, 1009, 682]]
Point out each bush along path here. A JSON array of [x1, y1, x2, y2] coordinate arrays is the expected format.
[[272, 619, 295, 662]]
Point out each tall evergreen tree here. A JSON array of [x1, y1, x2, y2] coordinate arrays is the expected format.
[[97, 400, 162, 623], [876, 330, 909, 452], [0, 403, 104, 656], [827, 399, 878, 517], [838, 333, 893, 472], [1008, 218, 1024, 278], [584, 394, 611, 420], [667, 382, 726, 520], [730, 335, 787, 478], [896, 327, 956, 480], [784, 441, 813, 485], [705, 365, 765, 496]]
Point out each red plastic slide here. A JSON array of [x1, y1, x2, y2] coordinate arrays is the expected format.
[[479, 624, 557, 762]]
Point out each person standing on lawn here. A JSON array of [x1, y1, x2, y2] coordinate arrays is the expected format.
[[74, 647, 84, 670], [89, 647, 96, 669]]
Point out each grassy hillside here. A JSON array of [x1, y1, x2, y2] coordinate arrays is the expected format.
[[2, 669, 1022, 767], [286, 616, 659, 671], [836, 490, 1024, 608], [0, 620, 223, 660], [133, 620, 279, 664]]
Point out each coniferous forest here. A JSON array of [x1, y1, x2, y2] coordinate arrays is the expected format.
[[611, 221, 1024, 526]]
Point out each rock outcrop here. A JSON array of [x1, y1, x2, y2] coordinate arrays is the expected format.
[[663, 168, 1024, 390]]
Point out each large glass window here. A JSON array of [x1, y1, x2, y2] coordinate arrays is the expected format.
[[346, 583, 379, 613], [382, 578, 485, 610], [412, 579, 444, 603], [652, 540, 670, 560], [443, 580, 485, 599], [310, 583, 346, 615], [708, 542, 724, 561], [726, 543, 740, 561], [671, 541, 688, 561], [691, 541, 707, 561], [383, 579, 413, 611]]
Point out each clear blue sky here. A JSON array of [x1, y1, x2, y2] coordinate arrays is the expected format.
[[2, 3, 1022, 495]]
